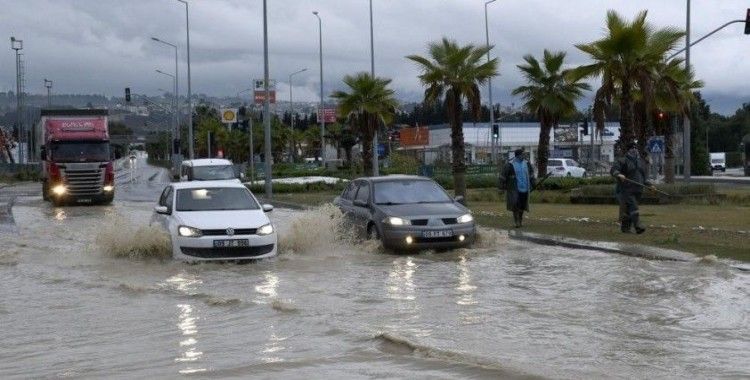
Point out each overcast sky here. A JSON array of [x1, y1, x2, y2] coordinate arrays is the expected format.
[[1, 0, 748, 114]]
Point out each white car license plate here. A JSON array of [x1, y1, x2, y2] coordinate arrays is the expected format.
[[213, 239, 250, 248], [77, 198, 92, 203], [423, 230, 453, 238]]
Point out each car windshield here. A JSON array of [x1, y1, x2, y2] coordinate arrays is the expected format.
[[191, 165, 236, 180], [175, 187, 259, 211], [50, 141, 110, 162], [374, 180, 452, 205]]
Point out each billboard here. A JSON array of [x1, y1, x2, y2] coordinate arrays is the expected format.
[[319, 108, 337, 123], [399, 126, 429, 146], [253, 79, 276, 104], [554, 125, 579, 143], [220, 108, 238, 124]]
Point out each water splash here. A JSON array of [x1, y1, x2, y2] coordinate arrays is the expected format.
[[95, 218, 171, 259], [271, 298, 299, 313], [277, 204, 359, 255]]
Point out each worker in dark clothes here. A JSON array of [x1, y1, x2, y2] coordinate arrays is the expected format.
[[610, 142, 654, 234], [499, 148, 536, 228]]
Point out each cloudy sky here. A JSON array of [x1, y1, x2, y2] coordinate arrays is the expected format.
[[1, 0, 748, 114]]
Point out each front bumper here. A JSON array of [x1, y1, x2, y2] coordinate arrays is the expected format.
[[381, 223, 476, 250], [172, 233, 278, 261]]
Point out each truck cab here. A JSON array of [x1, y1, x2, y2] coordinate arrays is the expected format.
[[39, 109, 115, 206]]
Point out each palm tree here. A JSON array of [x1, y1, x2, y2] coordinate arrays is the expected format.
[[571, 10, 684, 153], [512, 50, 590, 175], [331, 72, 398, 177], [407, 37, 498, 196]]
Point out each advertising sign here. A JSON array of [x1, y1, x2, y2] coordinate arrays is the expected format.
[[220, 108, 238, 124], [319, 108, 337, 123], [554, 125, 579, 143], [399, 126, 429, 146], [253, 79, 276, 104]]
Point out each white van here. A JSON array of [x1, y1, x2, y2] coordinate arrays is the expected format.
[[179, 159, 244, 182], [710, 152, 726, 173]]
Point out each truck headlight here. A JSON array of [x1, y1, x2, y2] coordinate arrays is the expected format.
[[384, 217, 410, 226], [257, 223, 274, 236], [457, 214, 474, 224], [103, 185, 114, 192], [178, 225, 202, 237], [52, 185, 66, 195]]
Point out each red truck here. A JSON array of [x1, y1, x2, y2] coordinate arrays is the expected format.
[[38, 109, 115, 206]]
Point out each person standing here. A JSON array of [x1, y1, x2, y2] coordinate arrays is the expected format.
[[611, 142, 654, 234], [499, 148, 536, 228]]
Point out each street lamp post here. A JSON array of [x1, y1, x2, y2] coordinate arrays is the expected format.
[[683, 0, 692, 180], [151, 37, 180, 158], [11, 37, 23, 164], [369, 0, 379, 176], [484, 0, 498, 164], [263, 0, 272, 198], [288, 68, 307, 162], [44, 79, 52, 108], [177, 0, 194, 159], [155, 69, 177, 161], [313, 11, 326, 168]]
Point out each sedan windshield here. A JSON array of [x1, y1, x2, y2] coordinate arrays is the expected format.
[[374, 180, 452, 205], [50, 141, 110, 162], [176, 187, 259, 211], [191, 165, 237, 181]]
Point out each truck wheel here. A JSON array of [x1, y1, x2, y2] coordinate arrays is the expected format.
[[42, 180, 50, 201]]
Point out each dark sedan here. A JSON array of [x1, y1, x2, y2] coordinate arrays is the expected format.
[[333, 175, 476, 250]]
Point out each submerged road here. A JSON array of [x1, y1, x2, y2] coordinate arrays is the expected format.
[[0, 155, 748, 379]]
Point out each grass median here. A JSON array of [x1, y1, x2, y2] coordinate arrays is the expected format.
[[264, 187, 750, 261]]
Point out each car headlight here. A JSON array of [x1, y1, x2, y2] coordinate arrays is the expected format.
[[178, 225, 202, 237], [52, 185, 66, 195], [257, 223, 274, 236], [384, 217, 410, 226], [457, 214, 474, 224]]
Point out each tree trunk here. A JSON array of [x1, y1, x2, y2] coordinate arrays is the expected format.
[[361, 115, 374, 177], [448, 92, 467, 197], [536, 117, 551, 176], [618, 79, 635, 155], [664, 116, 675, 183]]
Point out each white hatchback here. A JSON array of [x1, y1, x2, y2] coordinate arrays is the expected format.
[[151, 181, 277, 261], [547, 159, 587, 178]]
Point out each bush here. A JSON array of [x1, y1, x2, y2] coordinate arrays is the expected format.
[[246, 181, 347, 194], [386, 152, 420, 175]]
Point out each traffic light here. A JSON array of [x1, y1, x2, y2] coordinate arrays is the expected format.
[[492, 124, 499, 139], [745, 8, 750, 35], [125, 87, 131, 102], [581, 119, 589, 136]]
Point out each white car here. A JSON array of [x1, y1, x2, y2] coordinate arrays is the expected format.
[[547, 159, 587, 178], [151, 181, 277, 261], [179, 158, 243, 182]]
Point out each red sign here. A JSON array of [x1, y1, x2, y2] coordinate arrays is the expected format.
[[45, 117, 108, 142], [399, 126, 429, 146], [320, 108, 337, 123], [254, 90, 276, 104]]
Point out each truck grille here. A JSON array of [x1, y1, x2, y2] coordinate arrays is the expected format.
[[62, 166, 104, 196]]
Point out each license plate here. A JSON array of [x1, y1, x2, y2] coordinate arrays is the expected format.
[[423, 230, 453, 238], [77, 198, 92, 203], [213, 239, 250, 248]]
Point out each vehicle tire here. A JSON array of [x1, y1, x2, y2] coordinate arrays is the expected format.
[[42, 179, 50, 201], [366, 223, 380, 240]]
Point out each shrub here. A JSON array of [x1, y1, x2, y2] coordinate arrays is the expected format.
[[385, 152, 420, 175], [246, 180, 347, 194]]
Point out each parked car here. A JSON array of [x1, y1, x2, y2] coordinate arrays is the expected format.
[[179, 158, 244, 182], [151, 181, 276, 261], [333, 175, 476, 251], [547, 159, 587, 177]]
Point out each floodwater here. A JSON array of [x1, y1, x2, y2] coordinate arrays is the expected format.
[[0, 158, 748, 379]]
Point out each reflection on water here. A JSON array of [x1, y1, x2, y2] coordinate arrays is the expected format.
[[456, 254, 477, 306], [255, 271, 279, 301], [166, 273, 206, 375], [54, 209, 66, 221], [387, 257, 417, 302]]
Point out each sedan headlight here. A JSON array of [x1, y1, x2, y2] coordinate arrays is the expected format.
[[257, 223, 274, 236], [384, 217, 411, 226], [457, 213, 474, 224], [178, 225, 202, 237]]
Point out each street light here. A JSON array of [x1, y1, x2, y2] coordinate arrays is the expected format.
[[155, 69, 177, 161], [151, 36, 180, 158], [11, 36, 24, 164], [313, 11, 326, 168], [263, 0, 272, 198], [176, 0, 194, 159], [288, 68, 308, 162], [683, 0, 692, 180], [484, 0, 498, 164], [44, 79, 53, 108], [369, 0, 379, 176]]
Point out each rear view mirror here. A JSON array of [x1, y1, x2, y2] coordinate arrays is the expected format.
[[154, 205, 170, 215], [262, 204, 274, 212], [454, 195, 465, 205]]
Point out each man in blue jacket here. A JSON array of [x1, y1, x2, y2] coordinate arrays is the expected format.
[[500, 148, 536, 228]]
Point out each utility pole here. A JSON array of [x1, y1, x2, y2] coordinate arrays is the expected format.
[[263, 0, 273, 198], [177, 0, 194, 159], [313, 11, 326, 168], [370, 0, 379, 176], [289, 68, 307, 162], [11, 37, 24, 164], [683, 0, 692, 180], [484, 0, 498, 164], [44, 79, 52, 108]]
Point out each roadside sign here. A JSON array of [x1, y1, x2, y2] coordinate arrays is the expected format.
[[648, 136, 664, 154], [221, 108, 238, 124], [319, 108, 337, 123], [253, 79, 276, 104]]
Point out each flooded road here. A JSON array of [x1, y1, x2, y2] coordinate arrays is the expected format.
[[1, 159, 748, 379]]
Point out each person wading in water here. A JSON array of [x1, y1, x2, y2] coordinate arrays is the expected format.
[[499, 148, 536, 228], [611, 142, 655, 234]]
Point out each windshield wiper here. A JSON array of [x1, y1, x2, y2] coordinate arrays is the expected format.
[[416, 201, 449, 204]]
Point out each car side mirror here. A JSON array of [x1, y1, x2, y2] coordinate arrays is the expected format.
[[262, 204, 274, 212], [454, 195, 465, 205], [353, 199, 368, 208], [154, 205, 170, 215]]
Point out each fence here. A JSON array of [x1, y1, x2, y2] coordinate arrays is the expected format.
[[0, 162, 41, 175]]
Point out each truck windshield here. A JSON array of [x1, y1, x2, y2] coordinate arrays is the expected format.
[[191, 165, 237, 181], [50, 141, 110, 162]]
